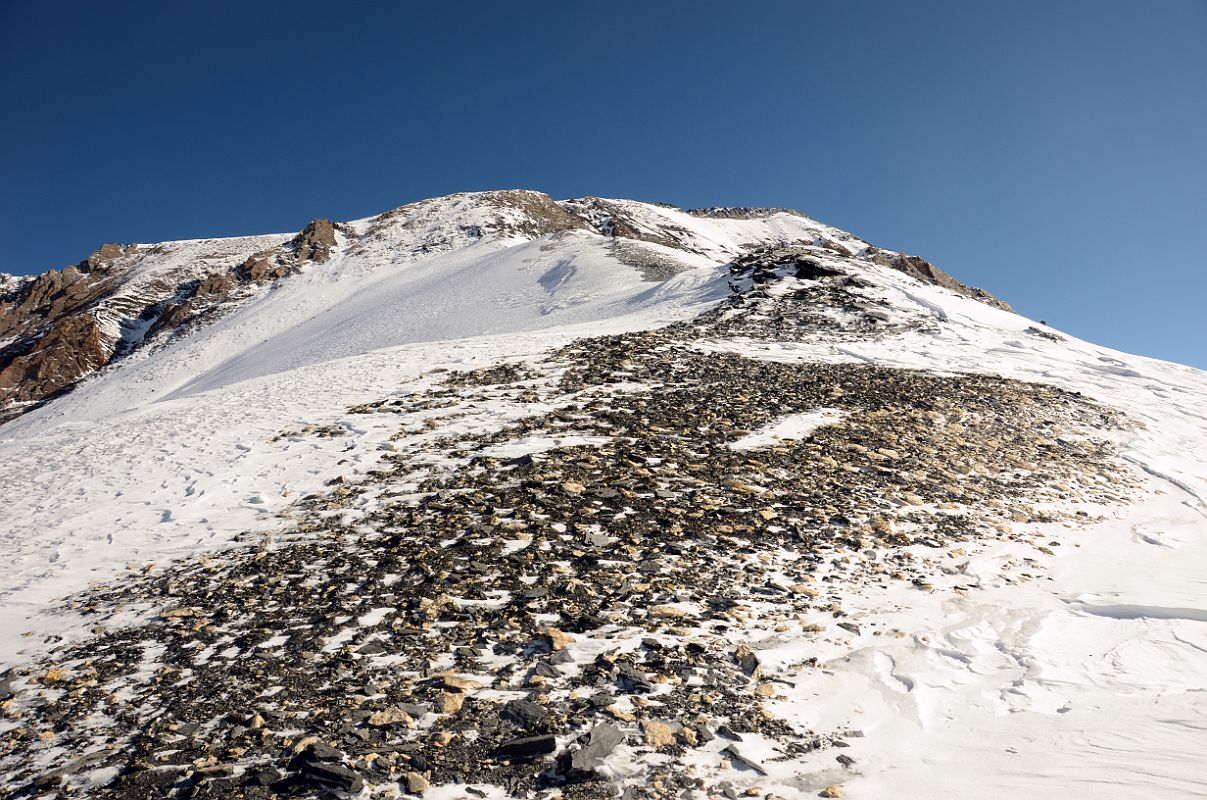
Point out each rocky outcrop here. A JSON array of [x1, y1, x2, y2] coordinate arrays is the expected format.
[[0, 221, 337, 423], [238, 218, 339, 282], [560, 197, 688, 250], [145, 271, 238, 340], [0, 314, 109, 412], [0, 245, 140, 419], [291, 218, 337, 263], [862, 246, 1013, 311], [686, 206, 807, 219]]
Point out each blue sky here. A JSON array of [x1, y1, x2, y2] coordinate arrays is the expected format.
[[2, 1, 1204, 367]]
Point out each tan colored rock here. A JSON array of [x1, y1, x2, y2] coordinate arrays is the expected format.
[[641, 720, 675, 749], [368, 706, 413, 727], [821, 785, 842, 798], [606, 705, 635, 722], [436, 692, 464, 714], [404, 771, 430, 793], [545, 627, 574, 651], [440, 675, 482, 692], [291, 735, 319, 753]]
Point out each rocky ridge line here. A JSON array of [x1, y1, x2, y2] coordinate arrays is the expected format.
[[1, 191, 1010, 427]]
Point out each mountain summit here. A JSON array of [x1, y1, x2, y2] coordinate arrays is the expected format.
[[1, 191, 1205, 799]]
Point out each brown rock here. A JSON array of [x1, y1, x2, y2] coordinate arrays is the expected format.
[[436, 692, 464, 714], [641, 720, 675, 749]]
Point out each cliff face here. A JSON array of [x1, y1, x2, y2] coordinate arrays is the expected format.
[[0, 191, 1010, 423], [0, 245, 135, 417]]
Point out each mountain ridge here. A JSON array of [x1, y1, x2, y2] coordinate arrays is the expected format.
[[0, 190, 1007, 424]]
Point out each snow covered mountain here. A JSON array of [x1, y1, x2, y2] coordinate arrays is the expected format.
[[1, 190, 1204, 800]]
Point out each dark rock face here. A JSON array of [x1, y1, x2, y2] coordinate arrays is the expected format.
[[0, 314, 109, 407]]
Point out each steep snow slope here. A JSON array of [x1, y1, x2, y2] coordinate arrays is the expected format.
[[1, 192, 1204, 800]]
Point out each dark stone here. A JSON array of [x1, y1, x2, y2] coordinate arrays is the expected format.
[[356, 641, 387, 655], [300, 761, 364, 793], [721, 744, 767, 775], [716, 725, 743, 741], [306, 742, 344, 762], [530, 661, 560, 678], [242, 766, 282, 786], [500, 699, 549, 731], [494, 735, 557, 761], [793, 258, 843, 280], [616, 662, 653, 693], [565, 723, 623, 774]]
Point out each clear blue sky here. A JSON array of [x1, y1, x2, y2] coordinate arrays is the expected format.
[[2, 1, 1204, 367]]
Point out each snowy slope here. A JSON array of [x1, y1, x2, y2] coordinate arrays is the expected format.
[[1, 191, 1205, 799], [697, 272, 1207, 797]]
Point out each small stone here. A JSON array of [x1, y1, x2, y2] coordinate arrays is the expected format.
[[641, 720, 675, 749], [545, 627, 574, 651], [606, 704, 635, 722], [735, 645, 762, 678], [404, 771, 430, 793], [436, 692, 464, 714], [291, 735, 320, 753], [495, 734, 557, 761], [722, 744, 768, 775], [649, 604, 687, 619], [368, 706, 413, 727], [562, 481, 586, 494], [821, 786, 842, 798], [566, 723, 624, 774], [440, 675, 483, 692]]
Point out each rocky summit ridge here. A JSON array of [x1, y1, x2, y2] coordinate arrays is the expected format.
[[0, 190, 1006, 424]]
